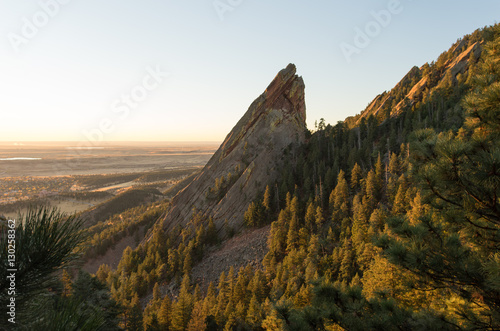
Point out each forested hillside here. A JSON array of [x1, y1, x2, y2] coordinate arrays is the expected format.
[[24, 24, 499, 331]]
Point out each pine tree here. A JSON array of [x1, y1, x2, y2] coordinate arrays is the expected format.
[[203, 282, 217, 318], [223, 313, 237, 331], [374, 153, 384, 183], [71, 270, 121, 330], [263, 184, 274, 215], [158, 294, 172, 330], [388, 152, 399, 176], [391, 180, 407, 215], [246, 294, 262, 328], [128, 294, 144, 331], [249, 270, 266, 303], [331, 170, 350, 221], [351, 162, 363, 193], [304, 201, 316, 231], [206, 217, 218, 245], [233, 269, 248, 307], [268, 210, 287, 257], [187, 300, 206, 331], [171, 274, 193, 331], [168, 248, 179, 277], [365, 169, 380, 210], [183, 251, 192, 276], [351, 194, 369, 260], [96, 264, 112, 284], [232, 301, 244, 322], [146, 313, 161, 331], [215, 272, 229, 323], [286, 213, 299, 252], [226, 266, 235, 300], [294, 284, 312, 307], [339, 241, 356, 282], [315, 206, 325, 228], [152, 282, 161, 303], [244, 201, 265, 227], [261, 308, 285, 331], [386, 153, 400, 203], [224, 297, 235, 319]]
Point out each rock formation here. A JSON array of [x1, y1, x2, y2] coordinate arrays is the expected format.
[[157, 63, 307, 235], [347, 40, 482, 127]]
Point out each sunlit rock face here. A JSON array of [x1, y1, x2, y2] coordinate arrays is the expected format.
[[156, 63, 307, 236]]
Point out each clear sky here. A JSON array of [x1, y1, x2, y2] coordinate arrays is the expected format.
[[0, 0, 498, 142]]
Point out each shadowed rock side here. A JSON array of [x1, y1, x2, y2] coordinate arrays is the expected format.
[[157, 63, 307, 236]]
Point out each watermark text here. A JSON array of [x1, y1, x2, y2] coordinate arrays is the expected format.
[[340, 0, 410, 63], [213, 0, 243, 21], [8, 0, 73, 53], [6, 219, 16, 324]]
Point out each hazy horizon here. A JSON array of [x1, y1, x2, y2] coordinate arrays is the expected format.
[[0, 141, 223, 145]]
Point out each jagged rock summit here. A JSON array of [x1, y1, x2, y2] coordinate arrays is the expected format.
[[158, 63, 307, 235]]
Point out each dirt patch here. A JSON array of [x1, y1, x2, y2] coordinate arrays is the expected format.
[[191, 225, 270, 291], [82, 225, 145, 274]]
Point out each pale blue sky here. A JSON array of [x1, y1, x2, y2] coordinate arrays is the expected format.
[[0, 0, 498, 141]]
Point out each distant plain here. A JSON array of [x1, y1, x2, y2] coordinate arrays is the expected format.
[[0, 141, 218, 220]]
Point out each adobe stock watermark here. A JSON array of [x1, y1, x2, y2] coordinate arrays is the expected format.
[[7, 0, 73, 53], [5, 219, 16, 324], [84, 64, 169, 144], [213, 0, 243, 21], [50, 65, 169, 174], [340, 0, 411, 63]]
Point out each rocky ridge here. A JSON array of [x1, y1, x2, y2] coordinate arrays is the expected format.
[[348, 39, 482, 127], [156, 64, 307, 236]]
